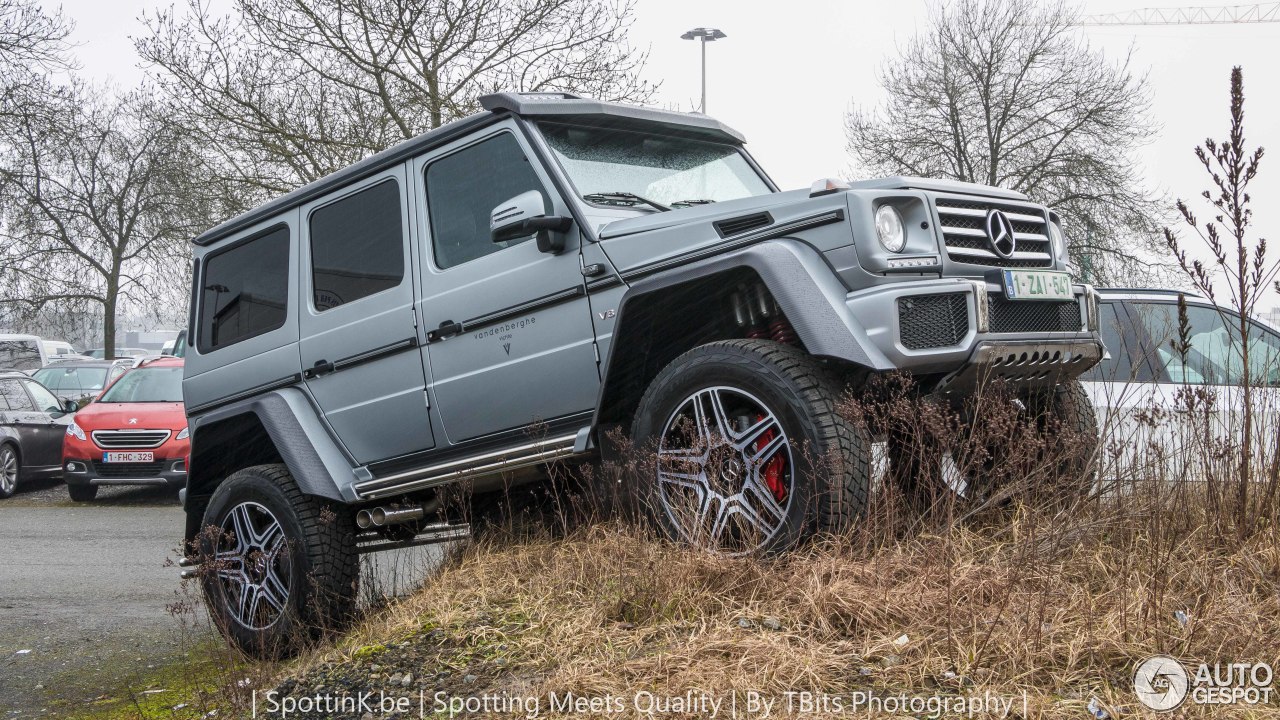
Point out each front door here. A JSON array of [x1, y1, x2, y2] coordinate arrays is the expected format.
[[0, 378, 58, 468], [298, 168, 435, 464], [414, 125, 599, 444]]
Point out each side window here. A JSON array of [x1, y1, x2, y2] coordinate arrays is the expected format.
[[0, 380, 34, 411], [1129, 302, 1280, 386], [198, 225, 290, 353], [426, 133, 548, 269], [309, 179, 404, 311]]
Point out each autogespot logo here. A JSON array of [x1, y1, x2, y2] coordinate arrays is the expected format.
[[1134, 655, 1190, 712]]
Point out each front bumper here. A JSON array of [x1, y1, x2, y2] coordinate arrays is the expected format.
[[845, 277, 1103, 392], [63, 455, 187, 488]]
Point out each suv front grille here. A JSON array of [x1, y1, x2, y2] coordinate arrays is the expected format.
[[92, 460, 166, 478], [934, 197, 1053, 269], [898, 293, 970, 350], [988, 294, 1083, 333], [92, 429, 171, 449]]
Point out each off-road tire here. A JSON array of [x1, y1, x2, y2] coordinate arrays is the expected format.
[[631, 339, 871, 554], [0, 443, 18, 499], [198, 464, 358, 659], [66, 483, 98, 502], [888, 379, 1099, 509]]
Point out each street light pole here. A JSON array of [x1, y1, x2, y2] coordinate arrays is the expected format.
[[680, 27, 726, 113]]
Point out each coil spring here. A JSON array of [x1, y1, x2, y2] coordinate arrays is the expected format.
[[770, 318, 798, 345]]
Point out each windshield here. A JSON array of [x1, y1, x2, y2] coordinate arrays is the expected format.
[[33, 367, 108, 396], [537, 122, 772, 209], [98, 367, 184, 403], [0, 339, 43, 371]]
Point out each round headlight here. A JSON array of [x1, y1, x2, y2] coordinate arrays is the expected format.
[[1048, 222, 1066, 258], [875, 205, 906, 253]]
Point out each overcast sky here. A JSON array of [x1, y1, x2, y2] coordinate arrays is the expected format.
[[57, 0, 1280, 304]]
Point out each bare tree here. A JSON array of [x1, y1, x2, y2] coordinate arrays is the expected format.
[[137, 0, 656, 205], [845, 0, 1168, 285], [0, 86, 202, 357]]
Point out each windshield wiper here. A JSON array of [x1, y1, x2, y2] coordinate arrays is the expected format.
[[582, 191, 670, 212], [669, 199, 716, 208]]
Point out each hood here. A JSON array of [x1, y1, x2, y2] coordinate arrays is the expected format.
[[595, 189, 853, 275], [74, 402, 187, 431]]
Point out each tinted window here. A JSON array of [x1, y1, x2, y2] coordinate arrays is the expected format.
[[23, 380, 61, 413], [0, 379, 33, 411], [426, 133, 547, 269], [99, 367, 184, 403], [198, 226, 290, 353], [0, 340, 42, 371], [310, 179, 404, 311], [1083, 303, 1142, 382]]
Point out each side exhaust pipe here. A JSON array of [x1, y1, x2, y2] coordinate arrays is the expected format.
[[356, 501, 437, 530]]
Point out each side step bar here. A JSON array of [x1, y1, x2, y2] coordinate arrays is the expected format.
[[353, 432, 581, 500]]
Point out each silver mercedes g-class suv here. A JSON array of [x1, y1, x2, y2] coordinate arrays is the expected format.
[[180, 92, 1102, 655]]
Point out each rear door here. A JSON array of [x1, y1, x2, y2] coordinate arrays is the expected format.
[[298, 168, 435, 464]]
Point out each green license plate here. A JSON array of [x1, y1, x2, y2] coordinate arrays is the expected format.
[[1002, 269, 1073, 301]]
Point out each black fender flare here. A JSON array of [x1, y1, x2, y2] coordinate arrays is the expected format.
[[593, 239, 893, 429], [187, 386, 354, 505]]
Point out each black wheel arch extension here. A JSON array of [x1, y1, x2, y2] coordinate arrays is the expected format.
[[593, 241, 876, 431], [185, 389, 348, 541]]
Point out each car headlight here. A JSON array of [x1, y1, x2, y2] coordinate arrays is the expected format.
[[875, 205, 906, 253], [1048, 222, 1066, 259], [176, 427, 189, 440], [66, 420, 85, 441]]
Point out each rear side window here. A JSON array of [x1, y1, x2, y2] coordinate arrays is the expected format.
[[0, 379, 33, 411], [426, 133, 547, 269], [309, 179, 404, 311], [198, 226, 290, 353], [1083, 303, 1140, 382]]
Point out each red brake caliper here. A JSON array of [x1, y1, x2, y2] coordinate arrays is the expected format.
[[753, 414, 788, 502]]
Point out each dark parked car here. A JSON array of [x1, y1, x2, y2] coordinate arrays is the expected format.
[[32, 358, 132, 408], [0, 370, 77, 498]]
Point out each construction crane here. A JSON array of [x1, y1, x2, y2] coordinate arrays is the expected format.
[[1079, 2, 1280, 25]]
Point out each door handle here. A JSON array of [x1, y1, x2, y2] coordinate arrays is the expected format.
[[428, 320, 463, 343], [307, 359, 336, 378]]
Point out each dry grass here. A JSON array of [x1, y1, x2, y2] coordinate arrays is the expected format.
[[290, 485, 1280, 718]]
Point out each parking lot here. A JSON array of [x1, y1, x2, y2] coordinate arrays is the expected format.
[[0, 480, 202, 717]]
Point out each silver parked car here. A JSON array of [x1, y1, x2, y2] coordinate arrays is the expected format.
[[0, 370, 77, 498]]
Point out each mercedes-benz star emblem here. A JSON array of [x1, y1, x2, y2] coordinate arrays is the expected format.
[[985, 209, 1017, 259]]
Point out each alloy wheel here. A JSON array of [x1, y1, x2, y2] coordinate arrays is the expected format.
[[0, 446, 16, 495], [656, 386, 794, 554], [212, 502, 292, 630]]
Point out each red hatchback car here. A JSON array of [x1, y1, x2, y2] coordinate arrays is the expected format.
[[63, 356, 188, 501]]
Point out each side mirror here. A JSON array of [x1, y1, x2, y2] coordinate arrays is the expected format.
[[490, 190, 573, 254], [63, 399, 78, 414]]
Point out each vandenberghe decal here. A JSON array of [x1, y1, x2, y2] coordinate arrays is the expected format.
[[252, 688, 1031, 718]]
